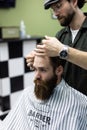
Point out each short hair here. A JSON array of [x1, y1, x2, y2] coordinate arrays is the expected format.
[[68, 0, 87, 8], [49, 56, 65, 70]]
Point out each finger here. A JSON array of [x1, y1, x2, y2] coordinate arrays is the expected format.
[[27, 63, 30, 67], [34, 52, 46, 56], [26, 57, 34, 61], [42, 37, 51, 44], [42, 39, 47, 44], [34, 48, 45, 53], [30, 66, 34, 70], [29, 63, 34, 70], [36, 44, 45, 49], [45, 35, 52, 40], [27, 62, 33, 67], [34, 50, 47, 56], [27, 63, 34, 70], [26, 59, 33, 64], [26, 55, 33, 60]]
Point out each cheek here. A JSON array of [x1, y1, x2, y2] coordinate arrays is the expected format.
[[42, 72, 54, 81], [65, 5, 74, 15], [61, 4, 73, 15]]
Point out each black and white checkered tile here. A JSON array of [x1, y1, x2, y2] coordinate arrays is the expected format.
[[0, 38, 39, 119]]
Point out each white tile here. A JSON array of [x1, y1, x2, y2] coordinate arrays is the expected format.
[[8, 58, 24, 77], [0, 78, 10, 96], [10, 91, 23, 109], [24, 71, 34, 88], [0, 42, 9, 61], [23, 40, 36, 57]]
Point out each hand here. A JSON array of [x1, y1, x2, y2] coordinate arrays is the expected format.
[[34, 36, 64, 57], [26, 51, 35, 70]]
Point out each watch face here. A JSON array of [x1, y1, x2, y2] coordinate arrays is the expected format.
[[60, 50, 67, 58]]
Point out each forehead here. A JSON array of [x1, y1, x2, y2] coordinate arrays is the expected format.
[[33, 56, 51, 67]]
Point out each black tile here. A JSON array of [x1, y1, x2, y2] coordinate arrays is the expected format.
[[10, 75, 24, 93], [8, 41, 23, 59], [0, 113, 8, 120], [24, 58, 34, 73], [0, 96, 10, 111], [0, 61, 8, 78]]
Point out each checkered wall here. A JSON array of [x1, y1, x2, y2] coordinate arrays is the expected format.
[[0, 38, 38, 120]]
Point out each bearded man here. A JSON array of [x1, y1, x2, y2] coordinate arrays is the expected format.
[[2, 55, 87, 130]]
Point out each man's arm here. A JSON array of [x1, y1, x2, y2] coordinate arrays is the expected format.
[[68, 47, 87, 70], [26, 36, 87, 70]]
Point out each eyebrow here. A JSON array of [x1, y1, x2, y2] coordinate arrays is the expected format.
[[33, 66, 49, 70], [51, 0, 63, 8]]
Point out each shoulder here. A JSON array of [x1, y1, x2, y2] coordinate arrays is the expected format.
[[57, 79, 87, 105], [63, 82, 87, 120], [55, 27, 68, 39], [66, 82, 87, 108]]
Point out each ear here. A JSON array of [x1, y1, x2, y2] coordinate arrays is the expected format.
[[71, 0, 78, 7], [55, 65, 63, 77]]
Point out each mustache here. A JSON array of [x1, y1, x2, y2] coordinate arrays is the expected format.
[[58, 16, 63, 20], [34, 79, 47, 88]]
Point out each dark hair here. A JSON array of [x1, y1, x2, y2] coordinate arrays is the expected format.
[[49, 56, 65, 70], [68, 0, 87, 8]]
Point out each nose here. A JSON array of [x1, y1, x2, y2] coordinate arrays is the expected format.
[[35, 70, 41, 79], [53, 10, 60, 17]]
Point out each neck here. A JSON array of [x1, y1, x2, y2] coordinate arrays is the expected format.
[[56, 77, 62, 85], [70, 8, 86, 30]]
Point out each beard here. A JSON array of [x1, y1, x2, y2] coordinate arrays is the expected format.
[[34, 74, 57, 101], [58, 11, 75, 26]]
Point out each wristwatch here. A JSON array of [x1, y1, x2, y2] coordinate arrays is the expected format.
[[59, 45, 69, 59]]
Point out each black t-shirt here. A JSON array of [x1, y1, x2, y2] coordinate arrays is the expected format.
[[55, 17, 87, 96]]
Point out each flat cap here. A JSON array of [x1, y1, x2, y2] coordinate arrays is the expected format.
[[44, 0, 59, 9]]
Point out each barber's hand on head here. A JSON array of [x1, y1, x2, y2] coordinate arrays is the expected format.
[[34, 36, 64, 57], [26, 50, 35, 70]]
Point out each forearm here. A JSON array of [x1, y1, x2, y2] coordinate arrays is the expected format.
[[67, 47, 87, 70], [26, 36, 87, 70]]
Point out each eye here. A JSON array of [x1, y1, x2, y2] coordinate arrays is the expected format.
[[56, 2, 62, 9], [40, 68, 47, 72], [56, 3, 61, 8], [51, 2, 63, 13]]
